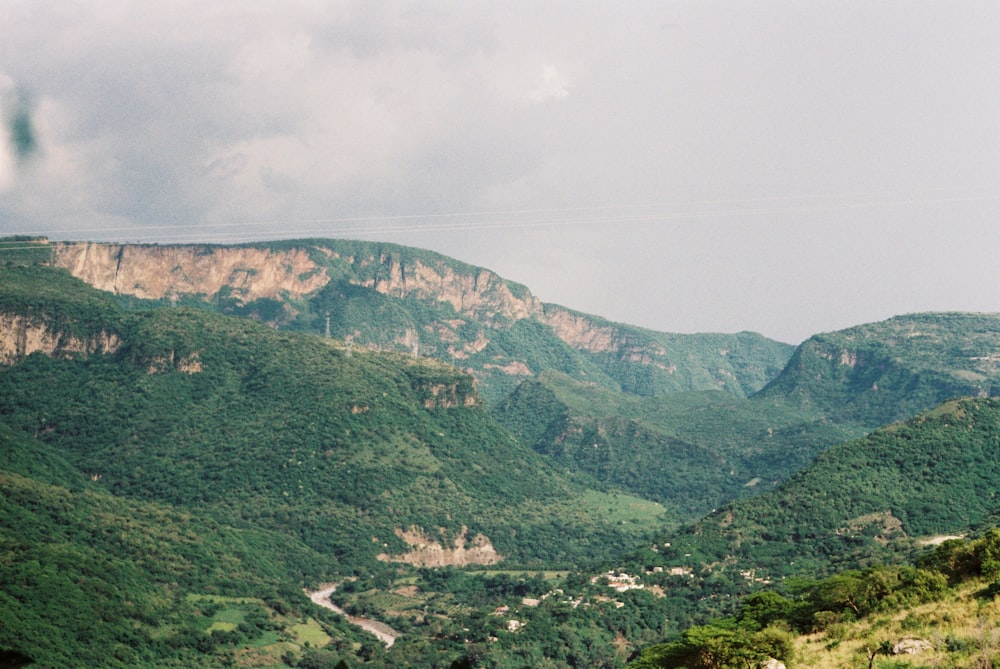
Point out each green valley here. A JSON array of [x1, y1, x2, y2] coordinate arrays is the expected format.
[[3, 238, 1000, 668]]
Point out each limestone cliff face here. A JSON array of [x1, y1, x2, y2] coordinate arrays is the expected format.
[[50, 241, 642, 357], [360, 252, 543, 325], [52, 242, 330, 301], [0, 313, 121, 365], [47, 241, 703, 379], [539, 306, 618, 352]]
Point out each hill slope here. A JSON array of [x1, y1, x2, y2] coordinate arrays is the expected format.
[[495, 370, 859, 517], [629, 530, 1000, 669], [0, 264, 662, 570], [758, 312, 1000, 425], [655, 396, 1000, 582]]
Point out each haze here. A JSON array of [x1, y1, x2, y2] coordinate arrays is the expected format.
[[1, 1, 998, 343]]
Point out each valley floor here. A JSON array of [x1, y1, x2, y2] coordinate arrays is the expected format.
[[307, 584, 400, 647]]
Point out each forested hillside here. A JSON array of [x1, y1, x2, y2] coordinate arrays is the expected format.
[[758, 313, 1000, 425], [494, 370, 859, 517], [648, 397, 1000, 583], [307, 396, 1000, 669], [628, 530, 1000, 668], [0, 262, 671, 666], [0, 264, 666, 568]]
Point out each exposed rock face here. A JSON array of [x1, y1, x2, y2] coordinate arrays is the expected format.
[[361, 253, 542, 325], [893, 639, 933, 655], [50, 241, 642, 354], [839, 511, 906, 545], [52, 242, 330, 301], [0, 314, 121, 365], [417, 382, 479, 408], [377, 526, 502, 567], [540, 306, 618, 353], [144, 351, 203, 375], [46, 240, 790, 399]]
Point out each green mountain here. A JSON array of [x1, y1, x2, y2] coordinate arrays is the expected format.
[[494, 370, 859, 518], [6, 239, 1000, 668], [494, 312, 1000, 522], [0, 263, 663, 569], [652, 397, 1000, 583], [42, 238, 794, 404], [0, 449, 353, 668], [323, 398, 1000, 669], [0, 262, 679, 667], [758, 313, 1000, 425]]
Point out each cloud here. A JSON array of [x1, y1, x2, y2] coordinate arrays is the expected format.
[[527, 65, 571, 103], [0, 1, 997, 342]]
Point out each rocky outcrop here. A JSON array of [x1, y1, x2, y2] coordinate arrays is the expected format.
[[0, 313, 121, 365], [892, 638, 933, 655], [539, 306, 619, 353], [49, 241, 664, 359], [361, 252, 542, 325], [416, 381, 479, 408], [143, 351, 203, 375], [52, 242, 330, 301], [45, 240, 790, 400], [377, 526, 502, 567]]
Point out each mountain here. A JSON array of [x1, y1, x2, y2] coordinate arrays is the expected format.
[[0, 263, 663, 571], [493, 312, 1000, 520], [0, 261, 683, 666], [758, 313, 1000, 426], [494, 370, 859, 517], [651, 397, 1000, 582], [32, 237, 816, 528], [42, 238, 794, 404], [0, 435, 358, 668], [6, 237, 1000, 667]]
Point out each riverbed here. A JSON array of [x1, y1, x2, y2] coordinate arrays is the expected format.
[[307, 585, 399, 648]]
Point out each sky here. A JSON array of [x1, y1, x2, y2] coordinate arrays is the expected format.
[[1, 1, 998, 344]]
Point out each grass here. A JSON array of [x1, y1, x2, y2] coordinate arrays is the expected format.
[[207, 607, 247, 628], [793, 580, 1000, 668], [291, 620, 331, 646], [576, 489, 667, 525]]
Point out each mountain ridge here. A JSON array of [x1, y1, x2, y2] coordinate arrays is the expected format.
[[38, 238, 793, 402], [758, 312, 1000, 426]]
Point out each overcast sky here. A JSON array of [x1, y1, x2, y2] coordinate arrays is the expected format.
[[2, 1, 998, 343]]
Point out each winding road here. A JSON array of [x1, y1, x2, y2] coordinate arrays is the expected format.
[[306, 585, 399, 648]]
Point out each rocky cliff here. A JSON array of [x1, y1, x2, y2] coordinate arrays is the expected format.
[[0, 313, 121, 365], [41, 238, 792, 401], [52, 242, 330, 302]]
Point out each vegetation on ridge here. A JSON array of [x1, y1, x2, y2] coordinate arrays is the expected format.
[[629, 529, 1000, 668], [759, 313, 1000, 425], [41, 238, 796, 404]]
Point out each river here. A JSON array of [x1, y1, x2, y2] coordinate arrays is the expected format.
[[306, 585, 399, 648]]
